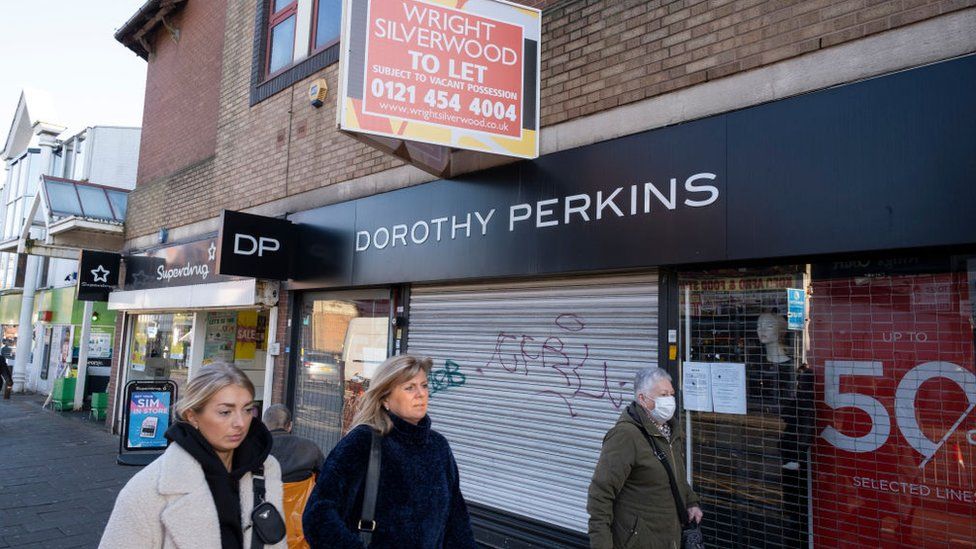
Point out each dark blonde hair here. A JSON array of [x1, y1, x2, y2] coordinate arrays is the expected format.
[[351, 355, 432, 435], [174, 362, 255, 421]]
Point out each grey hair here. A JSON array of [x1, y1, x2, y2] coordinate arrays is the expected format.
[[634, 367, 673, 400], [263, 404, 292, 430]]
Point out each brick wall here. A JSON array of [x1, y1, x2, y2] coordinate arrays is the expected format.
[[271, 288, 292, 405], [539, 0, 975, 126], [124, 0, 973, 240], [105, 311, 125, 431], [136, 0, 227, 186]]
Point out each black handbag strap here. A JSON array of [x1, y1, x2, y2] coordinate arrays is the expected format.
[[627, 408, 689, 527], [359, 429, 383, 545], [252, 465, 266, 549]]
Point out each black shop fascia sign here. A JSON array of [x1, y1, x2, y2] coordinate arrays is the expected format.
[[289, 55, 976, 288], [291, 112, 727, 287], [215, 210, 295, 280], [124, 235, 237, 291], [77, 250, 122, 301], [123, 213, 297, 291]]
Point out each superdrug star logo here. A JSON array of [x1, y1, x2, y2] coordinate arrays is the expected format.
[[90, 265, 110, 283]]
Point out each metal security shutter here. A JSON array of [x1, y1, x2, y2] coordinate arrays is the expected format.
[[407, 272, 658, 533]]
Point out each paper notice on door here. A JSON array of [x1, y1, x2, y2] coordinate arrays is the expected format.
[[710, 362, 747, 415], [682, 362, 713, 411]]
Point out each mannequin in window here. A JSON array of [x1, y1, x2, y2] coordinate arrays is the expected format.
[[756, 313, 799, 464], [756, 312, 790, 364], [755, 312, 808, 546]]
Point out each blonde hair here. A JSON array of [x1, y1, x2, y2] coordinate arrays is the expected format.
[[174, 362, 255, 421], [352, 355, 432, 435]]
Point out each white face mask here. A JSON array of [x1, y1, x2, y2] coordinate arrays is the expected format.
[[648, 395, 676, 423]]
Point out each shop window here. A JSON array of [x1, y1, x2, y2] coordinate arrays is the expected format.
[[1, 327, 16, 360], [128, 313, 193, 392], [679, 267, 811, 547], [678, 254, 976, 547], [251, 0, 342, 105], [808, 255, 975, 547], [203, 310, 271, 413], [292, 290, 390, 453], [39, 325, 74, 381]]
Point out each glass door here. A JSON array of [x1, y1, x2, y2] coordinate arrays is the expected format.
[[293, 289, 391, 453]]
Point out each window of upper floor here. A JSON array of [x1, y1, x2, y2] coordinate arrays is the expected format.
[[252, 0, 342, 105], [52, 136, 86, 181], [4, 150, 41, 203]]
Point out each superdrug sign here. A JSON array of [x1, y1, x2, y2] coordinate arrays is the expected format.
[[124, 235, 236, 290], [77, 250, 122, 301]]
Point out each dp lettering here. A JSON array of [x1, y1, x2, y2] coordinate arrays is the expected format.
[[234, 234, 280, 257]]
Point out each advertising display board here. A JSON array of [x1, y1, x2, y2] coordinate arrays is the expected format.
[[339, 0, 541, 159], [811, 270, 976, 546], [120, 380, 177, 452]]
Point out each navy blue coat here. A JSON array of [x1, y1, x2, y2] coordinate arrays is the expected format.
[[302, 412, 476, 548]]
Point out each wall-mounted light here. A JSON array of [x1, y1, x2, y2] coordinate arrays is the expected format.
[[91, 311, 100, 323]]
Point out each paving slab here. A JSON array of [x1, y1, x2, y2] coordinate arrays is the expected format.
[[0, 395, 140, 548]]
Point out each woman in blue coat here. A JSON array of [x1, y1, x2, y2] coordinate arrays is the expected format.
[[303, 355, 476, 548]]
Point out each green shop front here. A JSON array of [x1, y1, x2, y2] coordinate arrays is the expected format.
[[28, 285, 117, 398]]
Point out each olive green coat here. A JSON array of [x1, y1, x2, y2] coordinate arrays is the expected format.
[[587, 402, 699, 549]]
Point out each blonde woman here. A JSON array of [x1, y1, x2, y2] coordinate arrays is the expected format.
[[100, 363, 286, 549], [302, 355, 476, 548]]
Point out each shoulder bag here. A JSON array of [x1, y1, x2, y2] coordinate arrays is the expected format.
[[358, 428, 383, 546], [251, 465, 287, 548], [628, 411, 706, 549]]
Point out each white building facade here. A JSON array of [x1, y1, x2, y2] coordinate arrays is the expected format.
[[0, 89, 139, 394]]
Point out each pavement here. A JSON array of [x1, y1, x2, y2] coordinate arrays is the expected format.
[[0, 394, 140, 548]]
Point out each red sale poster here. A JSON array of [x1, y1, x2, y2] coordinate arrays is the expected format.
[[810, 272, 976, 546]]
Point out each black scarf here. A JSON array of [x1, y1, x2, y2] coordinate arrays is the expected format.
[[166, 419, 273, 549]]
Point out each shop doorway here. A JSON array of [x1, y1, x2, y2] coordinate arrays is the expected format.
[[291, 289, 391, 453], [678, 267, 813, 548]]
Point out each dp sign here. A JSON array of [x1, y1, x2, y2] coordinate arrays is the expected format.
[[216, 210, 294, 280], [234, 234, 280, 257]]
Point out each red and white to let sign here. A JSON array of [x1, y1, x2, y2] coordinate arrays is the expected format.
[[340, 0, 540, 158], [364, 0, 523, 137]]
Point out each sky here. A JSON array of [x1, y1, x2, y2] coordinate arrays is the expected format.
[[0, 1, 148, 136]]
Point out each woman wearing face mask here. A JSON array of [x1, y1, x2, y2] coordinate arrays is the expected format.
[[302, 355, 476, 548], [587, 367, 702, 549], [100, 363, 286, 549]]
